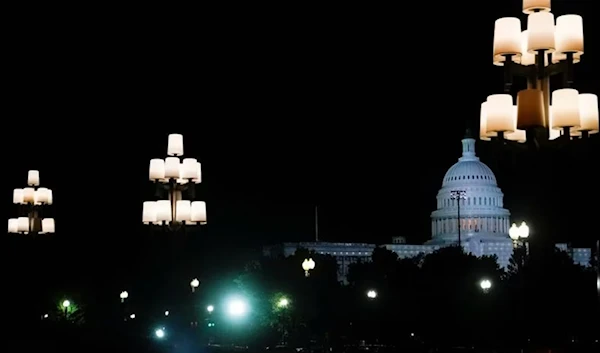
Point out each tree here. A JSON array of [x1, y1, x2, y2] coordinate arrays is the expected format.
[[234, 248, 341, 346]]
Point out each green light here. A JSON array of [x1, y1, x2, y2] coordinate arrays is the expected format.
[[207, 322, 215, 327]]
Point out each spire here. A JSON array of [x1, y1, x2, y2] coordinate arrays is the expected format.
[[459, 130, 478, 161]]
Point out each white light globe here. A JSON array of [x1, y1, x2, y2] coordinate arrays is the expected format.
[[227, 299, 248, 317]]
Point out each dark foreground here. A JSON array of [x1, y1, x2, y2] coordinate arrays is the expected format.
[[9, 335, 599, 353], [8, 322, 599, 352]]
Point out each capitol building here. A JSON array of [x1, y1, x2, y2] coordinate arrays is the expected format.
[[264, 134, 592, 281]]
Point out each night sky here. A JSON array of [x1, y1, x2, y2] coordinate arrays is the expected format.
[[3, 1, 599, 280]]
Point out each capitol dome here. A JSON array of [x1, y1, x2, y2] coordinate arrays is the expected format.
[[428, 133, 511, 246]]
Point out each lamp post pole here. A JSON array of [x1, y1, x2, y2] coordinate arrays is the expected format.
[[509, 221, 530, 268], [509, 221, 530, 351], [120, 291, 129, 321], [450, 190, 467, 248]]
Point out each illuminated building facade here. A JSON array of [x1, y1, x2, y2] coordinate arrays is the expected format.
[[264, 135, 591, 282]]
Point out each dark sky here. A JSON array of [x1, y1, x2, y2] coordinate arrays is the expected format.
[[3, 1, 599, 260]]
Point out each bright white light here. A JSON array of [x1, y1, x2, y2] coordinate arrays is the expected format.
[[227, 298, 248, 317], [278, 298, 289, 307], [480, 279, 492, 291], [190, 278, 200, 288], [129, 314, 135, 319], [207, 305, 214, 313], [164, 310, 169, 316], [120, 291, 129, 299], [62, 300, 70, 308], [367, 290, 377, 299], [155, 328, 165, 338]]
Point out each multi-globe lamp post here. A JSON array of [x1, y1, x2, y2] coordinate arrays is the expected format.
[[481, 0, 598, 147], [120, 291, 129, 303], [509, 221, 530, 248], [450, 190, 467, 247], [509, 221, 530, 269], [142, 134, 207, 231], [302, 258, 315, 277], [8, 170, 55, 235], [480, 279, 493, 294]]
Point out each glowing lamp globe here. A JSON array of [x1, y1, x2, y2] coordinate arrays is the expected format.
[[302, 258, 315, 271], [519, 221, 530, 238], [509, 223, 519, 240], [227, 299, 248, 317], [278, 298, 289, 308]]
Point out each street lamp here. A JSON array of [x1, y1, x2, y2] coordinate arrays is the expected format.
[[207, 305, 214, 313], [450, 190, 467, 247], [8, 170, 55, 235], [142, 134, 207, 232], [480, 279, 493, 293], [227, 298, 248, 318], [302, 258, 315, 277], [277, 298, 289, 308], [120, 291, 129, 303], [155, 328, 165, 339], [509, 221, 530, 247], [481, 0, 598, 147], [510, 221, 530, 270], [190, 278, 200, 293], [62, 299, 71, 317], [367, 290, 378, 299]]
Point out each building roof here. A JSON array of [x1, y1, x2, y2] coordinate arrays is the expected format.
[[441, 136, 498, 188]]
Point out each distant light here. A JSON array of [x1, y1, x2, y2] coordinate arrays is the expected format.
[[42, 314, 48, 319], [155, 328, 165, 338], [207, 305, 214, 313], [62, 300, 70, 308], [164, 310, 169, 316], [129, 314, 135, 319], [227, 299, 248, 317], [480, 279, 492, 292], [367, 290, 377, 299], [278, 298, 289, 308]]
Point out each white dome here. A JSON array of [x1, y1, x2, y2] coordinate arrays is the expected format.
[[443, 160, 497, 187], [443, 136, 497, 187], [429, 135, 511, 246]]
